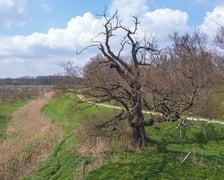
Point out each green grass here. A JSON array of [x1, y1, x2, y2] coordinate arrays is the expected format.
[[85, 122, 224, 180], [42, 93, 113, 134], [22, 93, 113, 180], [22, 135, 91, 180], [0, 100, 27, 140], [23, 93, 224, 180], [85, 150, 223, 180]]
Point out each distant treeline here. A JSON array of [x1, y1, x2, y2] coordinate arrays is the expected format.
[[0, 76, 57, 86]]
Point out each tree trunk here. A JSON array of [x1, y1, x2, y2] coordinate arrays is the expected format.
[[128, 89, 147, 147], [131, 125, 147, 147], [128, 105, 147, 147]]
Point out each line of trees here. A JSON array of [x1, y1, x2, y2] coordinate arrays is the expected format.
[[0, 86, 49, 103], [0, 76, 57, 86]]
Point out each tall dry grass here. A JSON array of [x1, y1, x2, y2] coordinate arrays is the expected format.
[[75, 112, 132, 159], [0, 91, 62, 179]]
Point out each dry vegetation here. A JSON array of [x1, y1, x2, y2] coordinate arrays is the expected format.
[[75, 110, 138, 158], [0, 86, 51, 103], [0, 91, 62, 180]]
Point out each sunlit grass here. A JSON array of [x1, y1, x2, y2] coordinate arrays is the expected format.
[[23, 93, 224, 180]]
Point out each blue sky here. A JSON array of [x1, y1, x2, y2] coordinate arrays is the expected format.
[[0, 0, 224, 77]]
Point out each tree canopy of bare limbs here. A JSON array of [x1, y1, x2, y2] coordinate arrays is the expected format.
[[213, 26, 224, 72], [58, 11, 216, 147], [215, 26, 224, 50]]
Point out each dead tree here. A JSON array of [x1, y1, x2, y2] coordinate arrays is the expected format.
[[81, 11, 163, 147], [61, 12, 213, 148]]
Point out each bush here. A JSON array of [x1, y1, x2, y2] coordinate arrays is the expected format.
[[75, 112, 131, 156]]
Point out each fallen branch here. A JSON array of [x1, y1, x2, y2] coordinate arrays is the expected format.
[[181, 152, 191, 164]]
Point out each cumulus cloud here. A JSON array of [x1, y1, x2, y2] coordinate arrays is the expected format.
[[0, 13, 102, 59], [0, 0, 191, 77], [199, 5, 224, 38], [0, 12, 103, 77], [0, 0, 27, 28], [109, 0, 148, 18], [140, 9, 189, 41], [108, 0, 189, 43]]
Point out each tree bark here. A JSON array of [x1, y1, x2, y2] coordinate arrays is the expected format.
[[128, 98, 147, 147], [131, 125, 147, 147]]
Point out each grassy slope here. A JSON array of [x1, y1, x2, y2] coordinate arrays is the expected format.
[[86, 122, 224, 180], [22, 94, 112, 180], [23, 94, 224, 180], [0, 100, 27, 140]]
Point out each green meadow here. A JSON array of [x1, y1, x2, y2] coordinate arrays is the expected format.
[[21, 93, 224, 180]]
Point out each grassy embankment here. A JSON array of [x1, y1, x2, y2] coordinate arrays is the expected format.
[[22, 93, 114, 180], [23, 93, 224, 180]]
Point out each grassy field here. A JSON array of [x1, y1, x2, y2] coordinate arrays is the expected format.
[[22, 93, 224, 180]]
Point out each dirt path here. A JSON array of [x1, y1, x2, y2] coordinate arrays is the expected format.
[[0, 92, 62, 179], [77, 94, 224, 125]]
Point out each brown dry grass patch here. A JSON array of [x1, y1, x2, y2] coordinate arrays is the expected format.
[[75, 112, 131, 156], [0, 92, 62, 180]]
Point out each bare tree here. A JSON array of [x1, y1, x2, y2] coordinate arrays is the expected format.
[[146, 31, 214, 118], [58, 12, 214, 147], [213, 26, 224, 72], [54, 61, 82, 94], [215, 26, 224, 50], [79, 11, 164, 147]]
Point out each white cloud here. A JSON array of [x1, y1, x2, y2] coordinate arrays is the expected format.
[[108, 0, 188, 43], [0, 0, 27, 28], [109, 0, 148, 18], [199, 5, 224, 38], [0, 12, 101, 58], [0, 12, 103, 77], [140, 9, 189, 41], [0, 0, 191, 77]]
